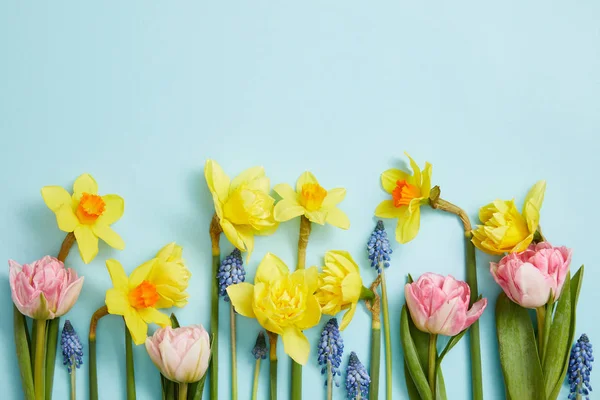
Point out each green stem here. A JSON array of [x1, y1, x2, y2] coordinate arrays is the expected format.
[[178, 383, 188, 400], [125, 327, 136, 400], [380, 270, 392, 400], [34, 319, 47, 400], [210, 214, 221, 400], [369, 326, 381, 400], [31, 317, 37, 368], [70, 356, 76, 400], [45, 317, 60, 400], [326, 362, 333, 400], [535, 306, 546, 361], [428, 334, 437, 398], [268, 332, 278, 400], [164, 380, 175, 400], [230, 304, 238, 400], [14, 306, 35, 400], [88, 306, 108, 400], [542, 302, 553, 365], [465, 237, 483, 400], [291, 361, 302, 400], [251, 359, 261, 400]]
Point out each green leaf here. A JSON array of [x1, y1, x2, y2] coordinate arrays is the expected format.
[[496, 293, 545, 400], [405, 359, 422, 400], [549, 265, 584, 399], [542, 272, 571, 397], [13, 306, 35, 400], [170, 313, 181, 328], [437, 329, 467, 364], [401, 305, 433, 400], [45, 318, 60, 400]]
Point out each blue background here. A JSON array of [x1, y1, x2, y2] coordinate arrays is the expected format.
[[1, 2, 598, 399]]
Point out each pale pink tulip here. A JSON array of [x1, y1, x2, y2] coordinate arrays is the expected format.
[[145, 325, 211, 383], [9, 256, 84, 320], [490, 242, 572, 309], [405, 273, 487, 336]]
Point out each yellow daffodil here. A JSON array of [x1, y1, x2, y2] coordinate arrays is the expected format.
[[472, 180, 546, 255], [315, 250, 363, 330], [41, 173, 125, 264], [204, 160, 278, 260], [375, 153, 432, 244], [273, 172, 349, 229], [226, 253, 321, 365], [104, 243, 191, 345]]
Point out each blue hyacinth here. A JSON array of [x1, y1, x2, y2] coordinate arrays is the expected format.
[[318, 318, 344, 387], [367, 220, 392, 273], [61, 320, 83, 374], [569, 334, 594, 400], [252, 331, 268, 360], [345, 351, 370, 399], [217, 248, 245, 301]]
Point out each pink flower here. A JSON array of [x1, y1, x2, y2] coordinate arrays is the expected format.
[[405, 273, 487, 336], [490, 242, 572, 309], [9, 256, 84, 320], [145, 325, 211, 383]]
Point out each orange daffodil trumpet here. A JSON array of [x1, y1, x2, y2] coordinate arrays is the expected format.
[[273, 172, 350, 229], [104, 243, 191, 345], [226, 253, 321, 365], [375, 153, 432, 243], [41, 173, 125, 264], [204, 160, 278, 260]]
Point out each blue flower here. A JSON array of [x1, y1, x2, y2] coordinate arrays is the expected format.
[[217, 249, 246, 301], [569, 334, 594, 400], [345, 351, 370, 399], [367, 220, 392, 273], [318, 318, 344, 387], [252, 331, 268, 360], [61, 320, 83, 374]]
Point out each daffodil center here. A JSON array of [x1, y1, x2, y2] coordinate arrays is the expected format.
[[76, 193, 106, 224], [392, 180, 421, 208], [128, 280, 159, 309], [300, 183, 327, 211], [269, 279, 305, 322]]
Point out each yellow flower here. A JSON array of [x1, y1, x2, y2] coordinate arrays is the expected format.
[[273, 172, 349, 229], [226, 253, 321, 365], [375, 153, 432, 244], [472, 181, 546, 255], [104, 243, 191, 345], [204, 160, 278, 260], [315, 250, 363, 330], [41, 173, 125, 264]]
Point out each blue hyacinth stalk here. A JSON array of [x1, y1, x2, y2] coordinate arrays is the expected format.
[[318, 318, 344, 400], [217, 248, 246, 400], [346, 352, 370, 400], [61, 320, 83, 400], [569, 334, 594, 400], [251, 331, 268, 400], [367, 220, 392, 399]]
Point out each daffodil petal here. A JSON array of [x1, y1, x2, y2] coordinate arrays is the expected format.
[[341, 272, 362, 303], [325, 207, 350, 229], [340, 303, 357, 331], [106, 259, 129, 290], [305, 210, 327, 225], [93, 224, 125, 250], [124, 309, 148, 345], [237, 225, 255, 261], [404, 153, 422, 187], [325, 251, 359, 274], [375, 200, 404, 218], [396, 206, 421, 244], [41, 186, 72, 212], [282, 327, 310, 365], [230, 166, 265, 193], [97, 194, 124, 225], [421, 162, 433, 196], [322, 188, 346, 208], [381, 169, 409, 194], [297, 295, 321, 330], [56, 204, 79, 232], [105, 288, 129, 315], [255, 253, 289, 284], [523, 180, 546, 221], [274, 199, 305, 222], [73, 173, 98, 195], [220, 219, 245, 251], [137, 307, 171, 328], [74, 225, 99, 264], [273, 183, 298, 201], [296, 171, 318, 193], [227, 283, 256, 318], [291, 267, 319, 294], [129, 259, 156, 289], [204, 160, 230, 203]]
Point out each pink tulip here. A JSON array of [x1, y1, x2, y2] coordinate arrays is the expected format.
[[145, 325, 211, 383], [405, 273, 487, 336], [490, 242, 572, 309], [9, 256, 84, 320]]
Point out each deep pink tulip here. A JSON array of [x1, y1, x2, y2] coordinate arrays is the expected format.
[[490, 242, 572, 308], [405, 273, 487, 336], [9, 256, 84, 320]]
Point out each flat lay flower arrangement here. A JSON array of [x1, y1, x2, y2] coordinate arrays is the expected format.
[[9, 157, 593, 400]]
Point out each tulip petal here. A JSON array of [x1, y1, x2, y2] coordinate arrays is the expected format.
[[374, 200, 404, 219], [514, 263, 552, 308], [273, 183, 298, 201], [227, 283, 256, 318], [56, 205, 79, 232], [129, 259, 156, 289], [381, 169, 409, 194], [325, 207, 350, 229], [464, 298, 487, 330], [105, 288, 130, 315], [404, 283, 429, 332], [73, 173, 98, 195], [282, 326, 310, 365], [255, 253, 289, 284], [74, 225, 99, 264], [174, 338, 204, 383], [340, 303, 357, 331], [97, 194, 124, 225], [305, 210, 327, 225], [396, 206, 421, 244], [138, 307, 171, 328], [427, 296, 465, 336], [274, 199, 305, 222], [341, 272, 362, 303], [296, 171, 319, 193], [55, 276, 84, 317], [124, 310, 149, 345], [230, 166, 265, 193], [204, 160, 230, 203], [93, 223, 125, 250], [41, 186, 72, 212], [321, 188, 346, 208], [106, 259, 129, 291], [297, 295, 321, 330]]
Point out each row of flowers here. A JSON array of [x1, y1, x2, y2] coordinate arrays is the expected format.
[[9, 155, 592, 400]]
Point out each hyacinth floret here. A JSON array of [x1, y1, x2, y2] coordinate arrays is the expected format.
[[345, 351, 370, 399], [569, 333, 594, 400], [367, 220, 392, 273], [252, 331, 268, 360], [217, 248, 246, 301], [61, 320, 83, 374], [318, 318, 344, 386]]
